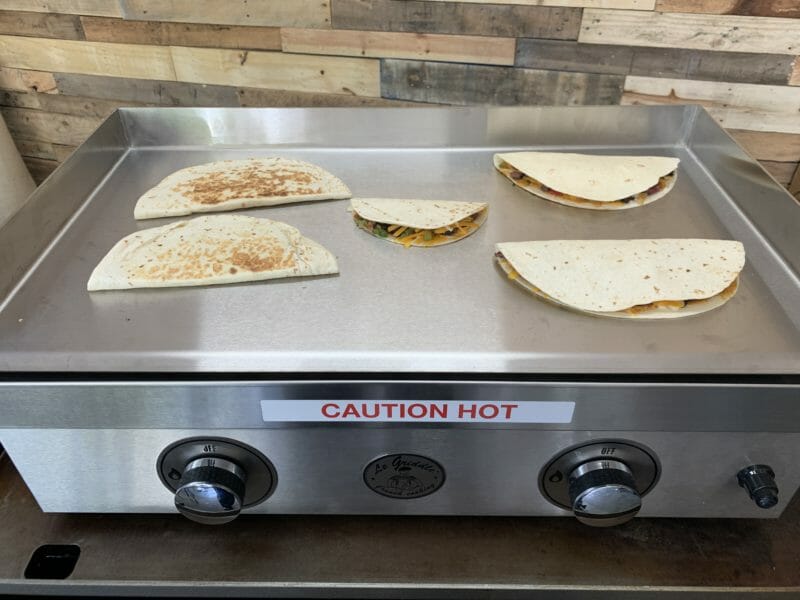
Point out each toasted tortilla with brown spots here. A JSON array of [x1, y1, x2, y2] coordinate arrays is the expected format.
[[134, 158, 351, 220], [87, 215, 338, 291]]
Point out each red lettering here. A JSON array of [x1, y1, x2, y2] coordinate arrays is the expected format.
[[500, 403, 518, 419], [384, 403, 397, 418], [479, 404, 500, 419], [341, 403, 359, 418], [321, 403, 340, 418], [408, 403, 427, 418], [430, 403, 448, 419], [361, 402, 380, 418], [458, 403, 477, 419]]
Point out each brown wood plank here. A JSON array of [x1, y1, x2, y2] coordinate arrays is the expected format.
[[381, 59, 623, 105], [282, 28, 515, 66], [52, 143, 75, 161], [120, 0, 331, 28], [0, 67, 57, 93], [0, 89, 40, 109], [790, 58, 800, 86], [23, 156, 58, 185], [332, 0, 581, 39], [580, 9, 800, 54], [759, 160, 799, 185], [171, 46, 381, 97], [54, 73, 241, 106], [0, 1, 123, 17], [1, 107, 103, 145], [238, 87, 432, 107], [655, 0, 800, 19], [36, 94, 143, 118], [727, 129, 800, 162], [0, 10, 84, 40], [424, 0, 654, 6], [81, 16, 280, 51], [0, 35, 176, 80], [14, 138, 54, 160], [789, 163, 800, 199]]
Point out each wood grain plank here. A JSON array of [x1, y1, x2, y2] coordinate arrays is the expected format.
[[238, 87, 432, 107], [171, 46, 380, 97], [0, 10, 84, 40], [422, 0, 653, 6], [727, 129, 800, 162], [0, 67, 57, 93], [790, 58, 800, 85], [0, 0, 122, 17], [580, 9, 800, 54], [15, 138, 55, 160], [332, 0, 581, 39], [1, 107, 103, 145], [0, 89, 40, 109], [516, 39, 632, 74], [789, 163, 800, 199], [382, 59, 623, 105], [0, 36, 176, 80], [282, 28, 515, 66], [759, 160, 799, 185], [53, 144, 75, 161], [54, 73, 240, 106], [81, 16, 281, 50], [23, 156, 58, 185], [655, 1, 800, 19], [622, 76, 800, 133], [121, 0, 330, 28], [37, 93, 143, 117]]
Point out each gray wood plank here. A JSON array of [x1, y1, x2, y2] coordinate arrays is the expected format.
[[515, 39, 795, 85], [53, 73, 241, 106], [381, 59, 623, 106], [0, 10, 84, 40], [238, 87, 433, 107], [0, 89, 40, 109], [37, 94, 145, 118], [332, 0, 581, 39]]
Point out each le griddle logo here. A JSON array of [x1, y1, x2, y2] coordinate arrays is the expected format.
[[365, 454, 445, 499]]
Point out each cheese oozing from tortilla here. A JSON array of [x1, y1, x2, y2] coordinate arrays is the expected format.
[[494, 239, 745, 319]]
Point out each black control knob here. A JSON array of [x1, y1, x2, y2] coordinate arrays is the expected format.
[[174, 457, 247, 524], [568, 459, 642, 527], [737, 465, 779, 509]]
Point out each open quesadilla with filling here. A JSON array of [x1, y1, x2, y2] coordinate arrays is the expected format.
[[134, 157, 351, 220], [495, 239, 744, 319], [88, 214, 338, 291], [494, 152, 679, 210], [351, 198, 488, 247]]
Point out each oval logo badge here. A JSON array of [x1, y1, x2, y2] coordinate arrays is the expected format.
[[363, 453, 445, 499]]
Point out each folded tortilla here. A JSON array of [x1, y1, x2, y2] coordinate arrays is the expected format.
[[134, 157, 351, 220], [494, 152, 680, 210], [88, 214, 338, 291], [351, 198, 488, 247], [495, 239, 744, 319]]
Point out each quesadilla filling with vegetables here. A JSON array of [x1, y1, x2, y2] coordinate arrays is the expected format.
[[494, 239, 744, 319], [350, 198, 488, 247], [494, 152, 680, 210]]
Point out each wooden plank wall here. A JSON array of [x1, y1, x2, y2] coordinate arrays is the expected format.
[[0, 0, 797, 201]]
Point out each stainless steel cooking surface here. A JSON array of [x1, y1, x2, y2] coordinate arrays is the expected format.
[[0, 106, 798, 528]]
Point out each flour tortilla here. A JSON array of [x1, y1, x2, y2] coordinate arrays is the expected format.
[[88, 215, 338, 291], [494, 152, 679, 210], [134, 158, 351, 220], [350, 198, 488, 247], [495, 239, 744, 319]]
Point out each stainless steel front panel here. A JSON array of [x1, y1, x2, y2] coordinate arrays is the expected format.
[[0, 106, 798, 374], [2, 427, 798, 518]]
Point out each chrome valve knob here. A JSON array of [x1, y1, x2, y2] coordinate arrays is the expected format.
[[568, 459, 642, 527], [174, 457, 247, 525]]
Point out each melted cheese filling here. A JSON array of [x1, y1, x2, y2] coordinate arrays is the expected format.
[[354, 210, 485, 247], [497, 160, 675, 208]]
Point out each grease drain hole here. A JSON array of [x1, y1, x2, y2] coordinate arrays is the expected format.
[[24, 544, 80, 579]]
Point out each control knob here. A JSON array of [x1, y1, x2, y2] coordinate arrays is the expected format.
[[174, 457, 247, 525], [568, 459, 642, 527]]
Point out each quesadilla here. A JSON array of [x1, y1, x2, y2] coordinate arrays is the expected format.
[[494, 152, 679, 210], [351, 198, 488, 247], [134, 157, 351, 220], [87, 214, 338, 291], [495, 239, 744, 319]]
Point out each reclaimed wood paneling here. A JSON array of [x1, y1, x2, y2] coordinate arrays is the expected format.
[[727, 129, 800, 162], [0, 10, 84, 40], [382, 60, 623, 105], [238, 87, 431, 107], [54, 73, 241, 106], [282, 28, 515, 66], [580, 9, 800, 55], [789, 164, 800, 199], [516, 39, 794, 84], [0, 67, 57, 93], [760, 160, 799, 185], [81, 17, 281, 50], [424, 0, 654, 6], [36, 94, 143, 118], [171, 46, 381, 97], [2, 107, 103, 145], [15, 138, 55, 160], [0, 1, 122, 17], [622, 76, 800, 133], [332, 0, 581, 39], [655, 0, 800, 19], [0, 90, 41, 109], [23, 156, 58, 184], [0, 36, 176, 80], [790, 59, 800, 86], [121, 0, 330, 28]]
